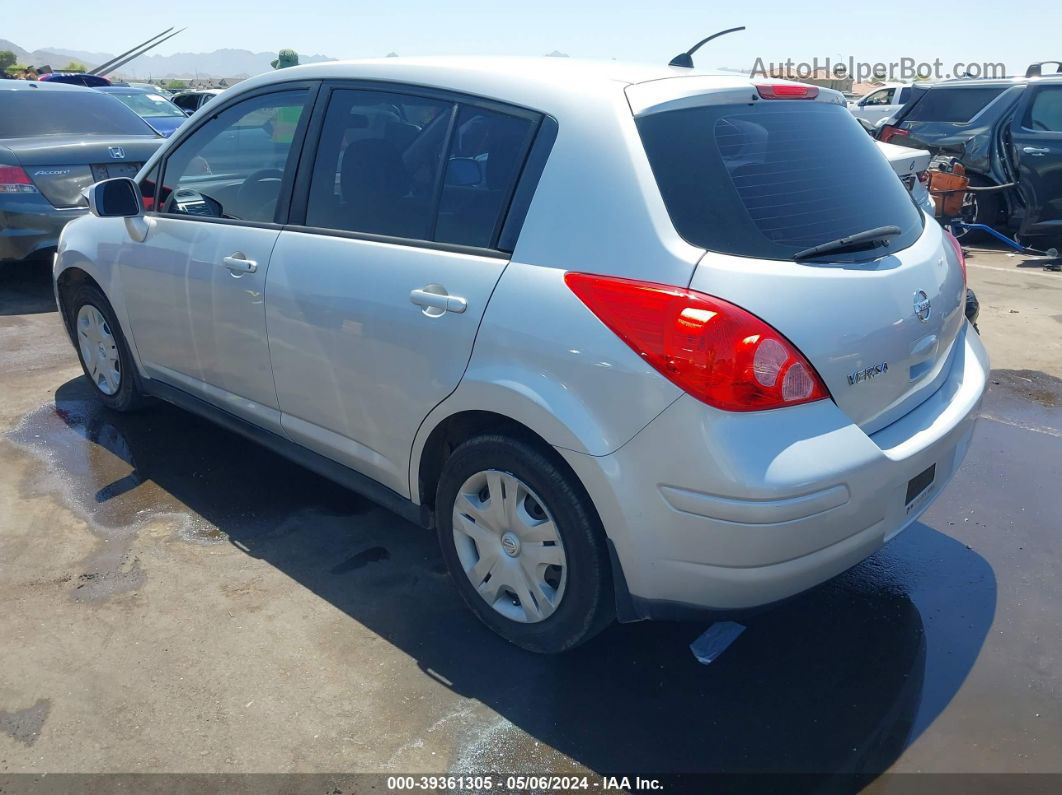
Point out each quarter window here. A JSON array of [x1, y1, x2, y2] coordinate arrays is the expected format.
[[159, 89, 309, 223], [436, 105, 536, 248]]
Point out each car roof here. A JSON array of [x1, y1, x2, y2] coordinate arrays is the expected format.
[[0, 79, 95, 93], [229, 56, 760, 109], [922, 74, 1062, 90]]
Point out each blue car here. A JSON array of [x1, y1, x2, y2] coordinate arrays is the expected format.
[[96, 86, 189, 137]]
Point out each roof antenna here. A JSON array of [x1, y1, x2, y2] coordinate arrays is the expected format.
[[669, 26, 746, 69]]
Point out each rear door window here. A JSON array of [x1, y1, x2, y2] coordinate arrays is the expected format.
[[304, 88, 537, 248], [305, 89, 452, 240], [636, 100, 923, 261], [904, 86, 1007, 123]]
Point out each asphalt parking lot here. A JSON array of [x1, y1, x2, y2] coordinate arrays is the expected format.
[[0, 246, 1060, 789]]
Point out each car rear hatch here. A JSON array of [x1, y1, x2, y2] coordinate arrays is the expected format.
[[1, 136, 161, 208], [881, 83, 1018, 148], [628, 78, 966, 433]]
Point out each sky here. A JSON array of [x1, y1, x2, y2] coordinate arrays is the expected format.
[[4, 0, 1056, 79]]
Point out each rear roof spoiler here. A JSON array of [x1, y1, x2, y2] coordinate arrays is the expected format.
[[626, 78, 845, 118]]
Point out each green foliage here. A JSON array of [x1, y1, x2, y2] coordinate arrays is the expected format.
[[0, 50, 16, 70], [61, 61, 88, 73]]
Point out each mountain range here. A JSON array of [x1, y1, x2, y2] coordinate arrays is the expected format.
[[0, 39, 336, 79]]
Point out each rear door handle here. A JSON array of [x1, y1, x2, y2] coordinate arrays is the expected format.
[[410, 287, 467, 314], [1023, 146, 1050, 155], [222, 254, 257, 274]]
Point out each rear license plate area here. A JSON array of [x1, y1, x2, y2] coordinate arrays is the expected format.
[[91, 162, 143, 181], [905, 464, 936, 508]]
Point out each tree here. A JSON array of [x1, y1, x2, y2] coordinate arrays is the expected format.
[[0, 50, 17, 72], [61, 61, 88, 73]]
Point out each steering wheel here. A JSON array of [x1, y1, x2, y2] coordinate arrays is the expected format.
[[236, 168, 285, 220]]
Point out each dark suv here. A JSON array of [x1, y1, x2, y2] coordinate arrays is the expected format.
[[877, 64, 1062, 241]]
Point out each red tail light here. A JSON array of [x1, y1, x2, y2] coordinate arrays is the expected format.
[[878, 125, 910, 143], [944, 227, 967, 287], [0, 165, 38, 194], [756, 83, 819, 100], [564, 272, 830, 411]]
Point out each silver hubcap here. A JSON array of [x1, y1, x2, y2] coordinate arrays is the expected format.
[[452, 470, 567, 623], [76, 304, 121, 396]]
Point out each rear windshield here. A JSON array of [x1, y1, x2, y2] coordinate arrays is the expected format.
[[111, 91, 185, 118], [636, 101, 923, 261], [903, 86, 1007, 123], [0, 91, 154, 138]]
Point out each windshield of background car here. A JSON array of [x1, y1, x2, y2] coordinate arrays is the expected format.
[[0, 91, 155, 137], [636, 100, 923, 261], [904, 86, 1008, 123], [113, 92, 185, 118]]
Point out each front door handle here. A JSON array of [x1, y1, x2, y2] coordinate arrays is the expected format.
[[410, 287, 467, 314], [1023, 146, 1050, 155], [222, 253, 257, 274]]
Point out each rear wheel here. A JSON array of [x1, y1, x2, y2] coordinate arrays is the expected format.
[[68, 284, 145, 412], [435, 434, 613, 653]]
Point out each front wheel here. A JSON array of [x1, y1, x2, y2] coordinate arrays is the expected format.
[[68, 284, 146, 412], [435, 434, 614, 653]]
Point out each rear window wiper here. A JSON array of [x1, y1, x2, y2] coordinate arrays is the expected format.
[[793, 226, 902, 261]]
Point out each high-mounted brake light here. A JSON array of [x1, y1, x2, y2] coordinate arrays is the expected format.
[[0, 165, 38, 194], [944, 227, 967, 287], [564, 272, 830, 411], [878, 125, 910, 144], [756, 84, 819, 100]]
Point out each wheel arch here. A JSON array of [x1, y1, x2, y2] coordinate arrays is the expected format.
[[54, 253, 148, 379], [55, 261, 105, 345], [416, 409, 568, 513]]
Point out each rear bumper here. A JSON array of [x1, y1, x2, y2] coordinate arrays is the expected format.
[[0, 200, 85, 263], [559, 322, 989, 619]]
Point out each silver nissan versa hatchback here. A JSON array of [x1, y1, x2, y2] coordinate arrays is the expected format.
[[54, 57, 989, 652]]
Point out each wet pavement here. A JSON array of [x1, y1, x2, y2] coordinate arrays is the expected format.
[[0, 257, 1060, 790]]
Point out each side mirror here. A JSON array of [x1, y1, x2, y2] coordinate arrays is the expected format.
[[87, 177, 143, 218], [445, 157, 483, 187]]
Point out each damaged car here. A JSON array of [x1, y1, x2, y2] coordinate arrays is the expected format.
[[878, 64, 1062, 242]]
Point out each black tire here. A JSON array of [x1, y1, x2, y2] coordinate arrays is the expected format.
[[67, 283, 146, 412], [435, 434, 614, 653]]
